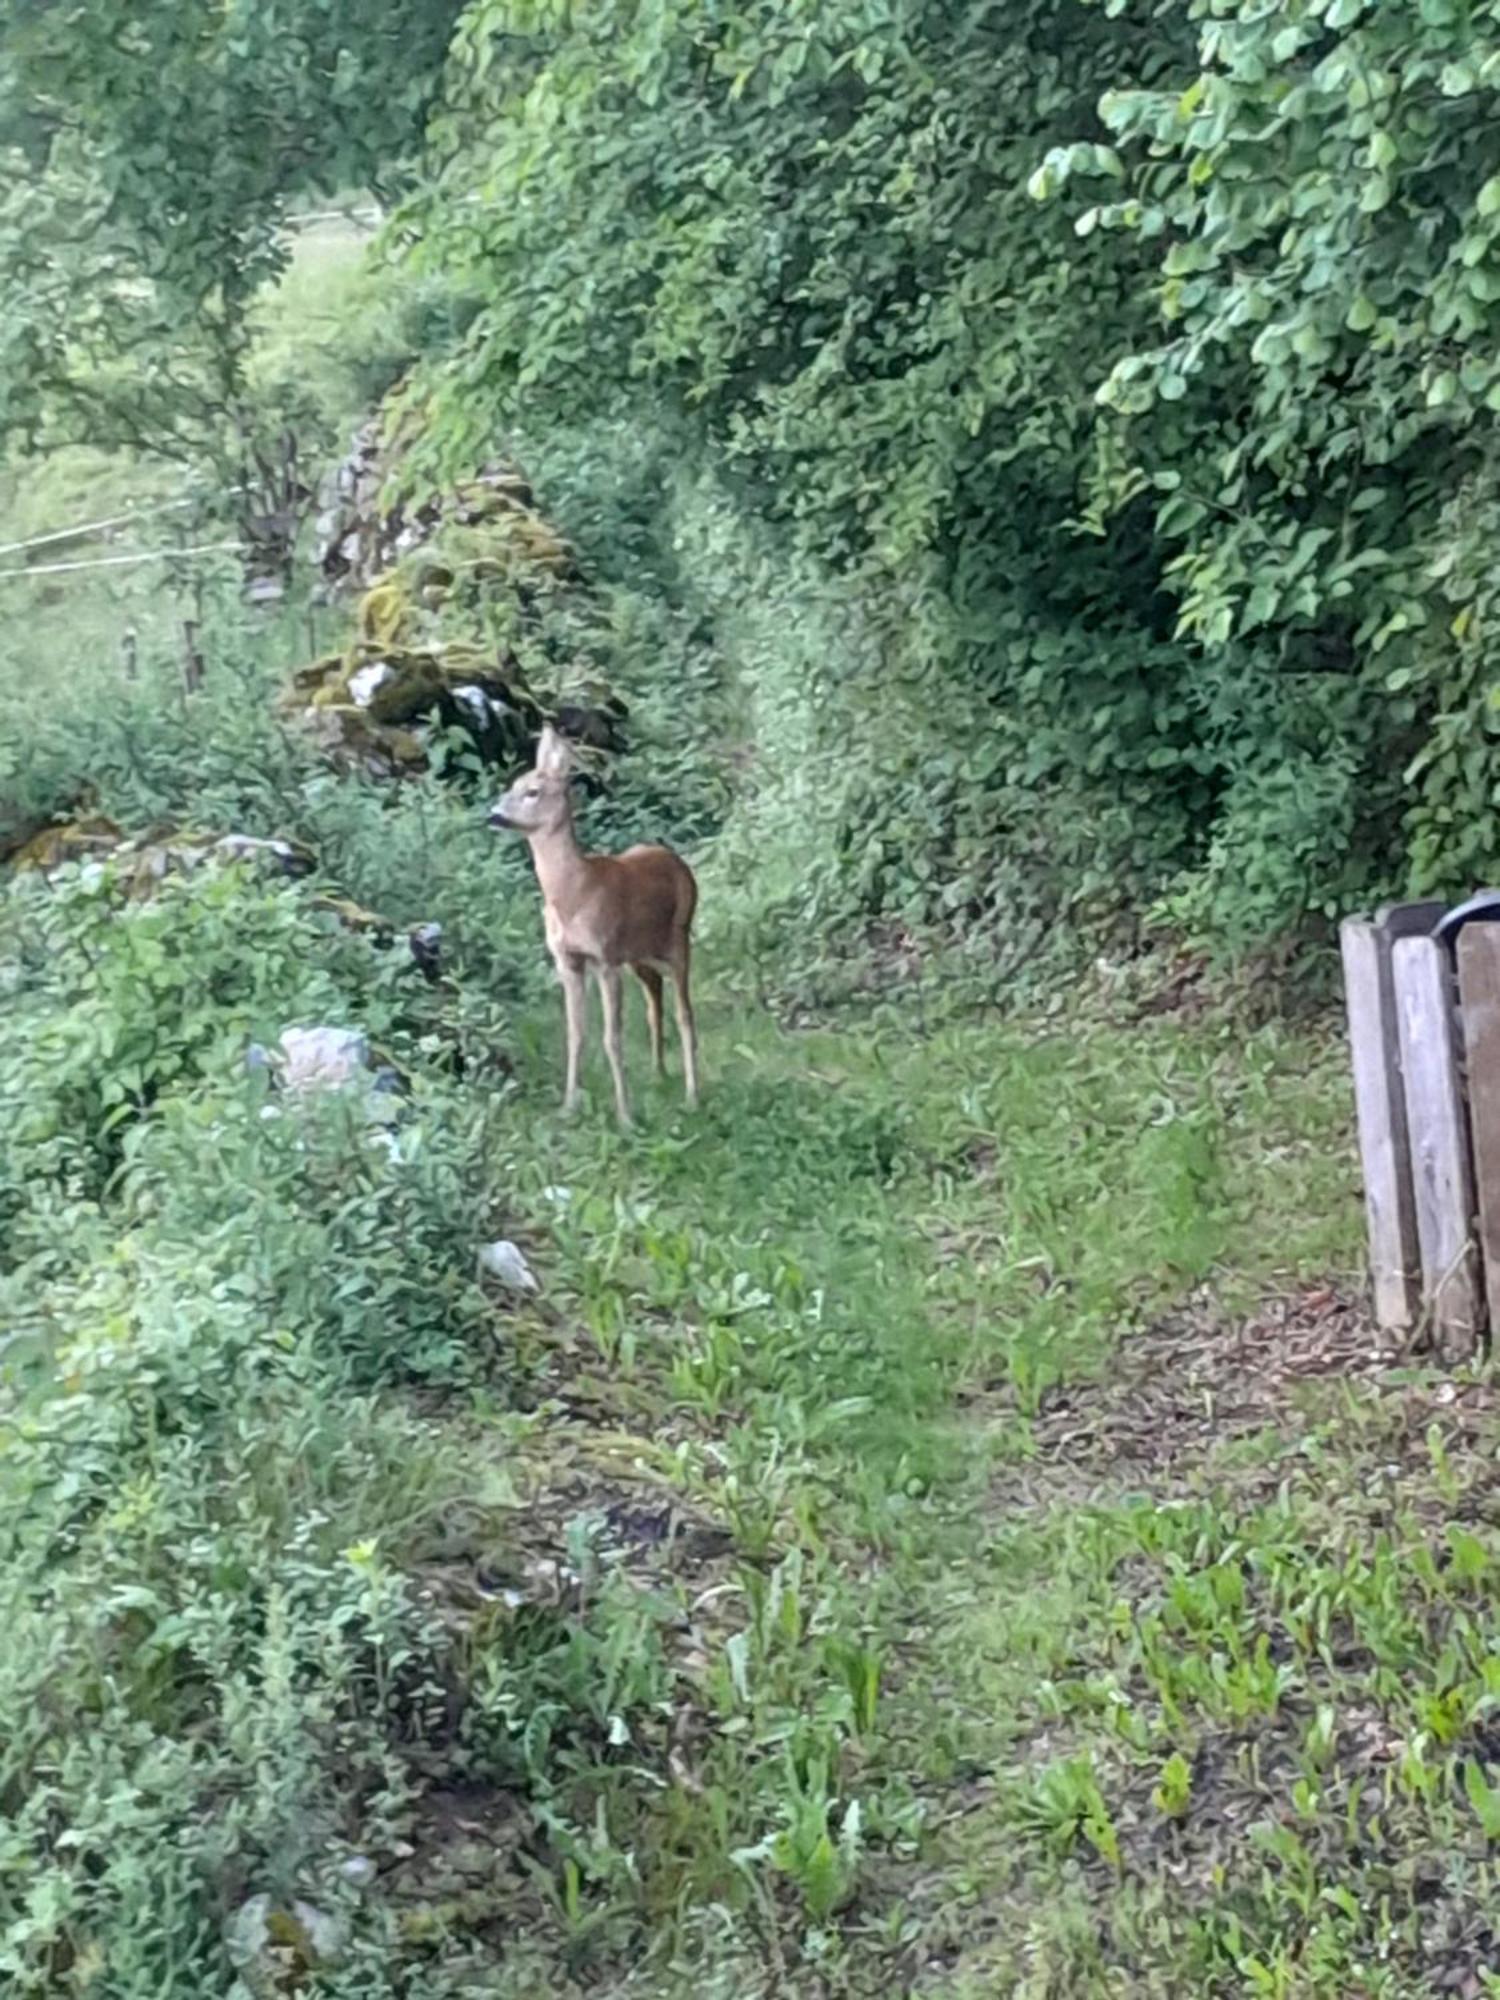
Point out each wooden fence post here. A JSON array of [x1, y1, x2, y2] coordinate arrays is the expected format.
[[1341, 918, 1421, 1330], [181, 618, 204, 694], [1393, 934, 1483, 1359], [1457, 924, 1500, 1340]]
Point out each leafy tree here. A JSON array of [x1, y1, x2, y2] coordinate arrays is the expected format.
[[0, 0, 463, 515], [400, 0, 1500, 951], [1038, 0, 1500, 923]]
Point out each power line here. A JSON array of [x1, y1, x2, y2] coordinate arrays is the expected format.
[[0, 542, 240, 581], [0, 492, 227, 561], [283, 207, 382, 230]]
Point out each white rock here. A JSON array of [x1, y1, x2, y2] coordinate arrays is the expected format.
[[347, 661, 394, 709], [450, 684, 493, 726], [477, 1239, 539, 1293]]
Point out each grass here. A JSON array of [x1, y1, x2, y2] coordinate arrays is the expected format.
[[0, 210, 383, 709], [10, 696, 1493, 1993], [374, 977, 1401, 1995], [449, 976, 1500, 1997]]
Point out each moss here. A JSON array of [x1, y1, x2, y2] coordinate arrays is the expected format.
[[9, 814, 123, 871], [350, 650, 446, 725], [311, 894, 395, 939], [357, 576, 412, 648], [289, 653, 347, 694], [304, 705, 429, 775], [287, 418, 617, 783]]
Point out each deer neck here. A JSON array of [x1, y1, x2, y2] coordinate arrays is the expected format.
[[527, 813, 590, 912]]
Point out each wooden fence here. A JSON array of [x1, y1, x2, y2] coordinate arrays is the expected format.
[[1341, 893, 1500, 1360]]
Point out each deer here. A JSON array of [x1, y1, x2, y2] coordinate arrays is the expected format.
[[488, 724, 699, 1125]]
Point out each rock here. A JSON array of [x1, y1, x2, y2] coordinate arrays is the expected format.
[[288, 407, 611, 785], [255, 1026, 427, 1125], [300, 701, 428, 777], [347, 660, 395, 709], [408, 921, 443, 983], [555, 697, 629, 756], [305, 900, 442, 983], [283, 638, 541, 778], [360, 651, 448, 726], [213, 833, 315, 878], [308, 893, 395, 940], [4, 818, 317, 892], [277, 1026, 370, 1095], [477, 1240, 539, 1293], [312, 415, 561, 596], [227, 1894, 344, 1995]]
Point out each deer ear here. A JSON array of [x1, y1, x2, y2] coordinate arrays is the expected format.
[[535, 725, 573, 777]]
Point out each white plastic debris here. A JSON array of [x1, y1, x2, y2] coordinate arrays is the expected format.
[[477, 1240, 539, 1293], [213, 833, 308, 874]]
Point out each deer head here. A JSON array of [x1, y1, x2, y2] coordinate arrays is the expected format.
[[489, 725, 574, 837]]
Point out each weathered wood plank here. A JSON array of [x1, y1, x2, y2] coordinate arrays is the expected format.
[[1458, 925, 1500, 1342], [1393, 934, 1483, 1359], [1376, 899, 1448, 939], [1341, 919, 1421, 1331]]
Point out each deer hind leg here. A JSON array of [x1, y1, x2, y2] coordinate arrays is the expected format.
[[557, 952, 588, 1113], [669, 936, 699, 1107], [633, 964, 665, 1076], [596, 963, 632, 1126]]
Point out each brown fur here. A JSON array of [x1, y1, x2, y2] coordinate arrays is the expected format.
[[490, 727, 699, 1124]]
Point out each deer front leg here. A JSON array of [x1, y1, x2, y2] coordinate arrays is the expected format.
[[557, 953, 587, 1112]]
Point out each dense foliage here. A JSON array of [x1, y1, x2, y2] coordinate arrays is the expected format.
[[336, 0, 1485, 960], [1038, 0, 1500, 929], [18, 0, 1500, 957], [401, 0, 1208, 969]]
